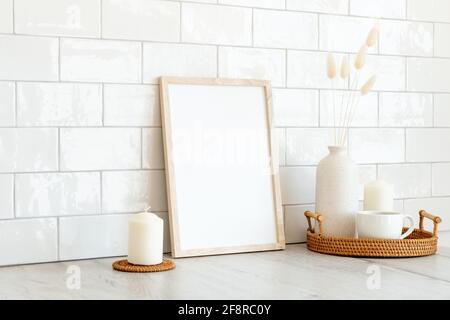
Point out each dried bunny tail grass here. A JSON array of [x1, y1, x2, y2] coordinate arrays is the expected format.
[[361, 75, 376, 95], [366, 25, 379, 47], [340, 56, 349, 79], [354, 45, 367, 70], [327, 53, 336, 79]]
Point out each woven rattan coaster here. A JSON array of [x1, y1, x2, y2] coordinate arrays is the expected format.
[[112, 259, 175, 273]]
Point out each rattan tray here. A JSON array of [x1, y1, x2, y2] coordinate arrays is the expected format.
[[304, 210, 441, 258]]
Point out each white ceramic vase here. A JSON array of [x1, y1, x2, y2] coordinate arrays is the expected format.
[[315, 146, 359, 237]]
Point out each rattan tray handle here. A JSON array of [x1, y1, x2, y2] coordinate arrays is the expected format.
[[304, 210, 441, 238], [304, 211, 324, 236], [419, 210, 441, 237]]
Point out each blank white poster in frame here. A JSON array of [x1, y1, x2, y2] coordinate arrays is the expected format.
[[160, 77, 285, 258]]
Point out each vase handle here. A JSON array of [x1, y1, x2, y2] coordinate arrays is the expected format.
[[304, 211, 324, 236]]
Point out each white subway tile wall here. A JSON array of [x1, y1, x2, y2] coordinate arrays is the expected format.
[[17, 82, 102, 126], [0, 0, 449, 266], [0, 35, 59, 81], [0, 0, 13, 33], [219, 47, 286, 86], [142, 128, 165, 169], [435, 94, 450, 127], [60, 38, 141, 83], [253, 10, 317, 50], [432, 163, 450, 196], [320, 91, 378, 127], [350, 0, 406, 19], [287, 0, 348, 15], [102, 0, 180, 42], [15, 172, 101, 217], [14, 0, 101, 37], [378, 164, 431, 198], [103, 84, 160, 126], [434, 23, 450, 57], [143, 43, 217, 84], [379, 92, 433, 127], [0, 82, 15, 126], [0, 174, 14, 219], [60, 128, 141, 171], [59, 214, 131, 260], [101, 170, 167, 213]]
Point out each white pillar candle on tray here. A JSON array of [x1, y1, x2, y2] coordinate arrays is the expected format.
[[128, 207, 163, 265], [363, 179, 394, 211]]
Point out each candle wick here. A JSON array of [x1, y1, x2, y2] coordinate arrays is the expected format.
[[145, 206, 152, 213]]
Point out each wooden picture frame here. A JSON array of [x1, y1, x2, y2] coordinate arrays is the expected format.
[[159, 76, 285, 258]]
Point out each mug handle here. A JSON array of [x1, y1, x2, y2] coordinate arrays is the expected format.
[[400, 215, 415, 239]]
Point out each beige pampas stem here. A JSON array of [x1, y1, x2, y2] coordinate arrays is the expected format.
[[340, 56, 349, 79], [326, 53, 337, 144], [341, 76, 377, 144], [327, 53, 336, 79], [339, 72, 359, 145], [354, 45, 367, 70], [361, 75, 376, 95], [366, 25, 379, 47], [337, 56, 349, 144], [323, 27, 376, 146]]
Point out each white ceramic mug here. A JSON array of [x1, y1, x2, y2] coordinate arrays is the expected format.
[[356, 211, 415, 239]]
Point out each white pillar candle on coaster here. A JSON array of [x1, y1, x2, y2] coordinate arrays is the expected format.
[[364, 180, 394, 211], [128, 207, 163, 265]]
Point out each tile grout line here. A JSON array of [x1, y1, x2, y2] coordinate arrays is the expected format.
[[404, 128, 407, 163], [216, 45, 219, 76], [1, 30, 449, 61], [432, 20, 436, 57], [99, 171, 103, 214], [405, 0, 408, 21], [432, 93, 435, 126], [318, 89, 322, 127], [376, 91, 380, 127], [284, 48, 288, 89], [140, 42, 144, 84], [12, 173, 16, 218], [140, 128, 143, 169], [57, 217, 60, 260], [316, 12, 320, 50], [251, 8, 254, 47], [0, 210, 169, 222], [58, 37, 61, 82], [2, 126, 449, 132], [2, 79, 449, 94], [14, 82, 18, 127], [101, 83, 105, 126], [11, 0, 15, 34], [57, 128, 61, 171], [179, 2, 182, 43], [162, 0, 450, 25], [1, 168, 165, 175], [99, 0, 103, 38], [430, 161, 434, 196]]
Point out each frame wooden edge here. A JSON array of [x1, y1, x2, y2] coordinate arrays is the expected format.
[[159, 76, 270, 87], [174, 243, 285, 259], [159, 76, 181, 256], [263, 82, 286, 250], [159, 76, 286, 258]]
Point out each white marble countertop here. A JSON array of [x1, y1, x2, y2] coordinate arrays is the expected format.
[[1, 233, 450, 300]]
